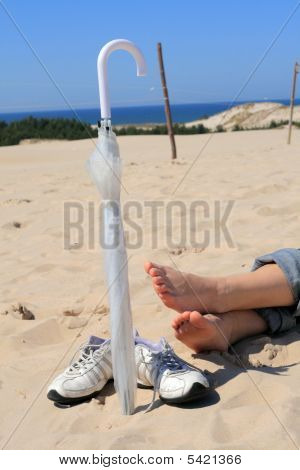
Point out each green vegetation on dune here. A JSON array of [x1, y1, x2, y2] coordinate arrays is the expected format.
[[0, 116, 98, 146], [0, 116, 299, 147], [0, 118, 211, 146], [232, 120, 290, 132], [114, 123, 210, 136]]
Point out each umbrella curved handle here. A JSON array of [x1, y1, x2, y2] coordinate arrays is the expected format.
[[97, 39, 147, 120]]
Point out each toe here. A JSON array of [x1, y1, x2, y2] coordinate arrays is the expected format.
[[145, 261, 167, 278], [189, 311, 204, 328], [144, 261, 153, 274], [155, 284, 169, 294], [181, 320, 190, 333], [181, 311, 192, 322], [172, 313, 184, 329], [153, 276, 164, 285], [149, 267, 162, 277]]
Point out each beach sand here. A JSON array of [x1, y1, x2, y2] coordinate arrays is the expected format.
[[1, 129, 300, 449]]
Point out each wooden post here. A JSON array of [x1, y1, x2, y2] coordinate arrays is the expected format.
[[287, 62, 299, 144], [157, 42, 177, 160]]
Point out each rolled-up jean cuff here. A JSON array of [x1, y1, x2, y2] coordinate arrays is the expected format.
[[253, 306, 297, 334], [251, 248, 300, 334]]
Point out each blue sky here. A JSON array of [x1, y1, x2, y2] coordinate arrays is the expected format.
[[0, 0, 299, 112]]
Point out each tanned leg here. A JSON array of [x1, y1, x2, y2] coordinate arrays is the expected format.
[[145, 261, 294, 314]]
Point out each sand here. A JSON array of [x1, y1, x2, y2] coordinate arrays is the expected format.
[[0, 128, 300, 450]]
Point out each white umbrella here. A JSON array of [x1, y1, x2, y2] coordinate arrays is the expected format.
[[87, 39, 147, 415]]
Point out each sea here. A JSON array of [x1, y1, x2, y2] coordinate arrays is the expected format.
[[0, 99, 298, 126]]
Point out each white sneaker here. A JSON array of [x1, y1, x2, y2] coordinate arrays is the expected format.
[[47, 335, 210, 408], [47, 336, 112, 405], [135, 336, 210, 408]]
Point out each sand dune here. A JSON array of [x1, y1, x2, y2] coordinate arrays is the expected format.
[[186, 102, 300, 131], [1, 129, 300, 449]]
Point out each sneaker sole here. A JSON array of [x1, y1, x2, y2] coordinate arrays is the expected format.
[[48, 382, 210, 406], [137, 381, 153, 389], [159, 382, 211, 405], [47, 389, 103, 406], [49, 380, 149, 405]]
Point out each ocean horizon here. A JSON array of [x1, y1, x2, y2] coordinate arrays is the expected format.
[[0, 99, 298, 126]]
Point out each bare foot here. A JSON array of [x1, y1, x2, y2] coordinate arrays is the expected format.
[[144, 261, 225, 313], [171, 311, 231, 352]]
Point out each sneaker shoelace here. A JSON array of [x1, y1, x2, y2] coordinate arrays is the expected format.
[[66, 338, 188, 410], [67, 342, 107, 375], [144, 340, 185, 412]]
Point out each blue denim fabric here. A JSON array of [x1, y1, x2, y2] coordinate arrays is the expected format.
[[251, 248, 300, 333]]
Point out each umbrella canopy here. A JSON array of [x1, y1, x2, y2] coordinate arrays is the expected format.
[[87, 39, 147, 415]]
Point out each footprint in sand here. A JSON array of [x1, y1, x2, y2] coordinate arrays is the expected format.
[[1, 303, 35, 320], [168, 246, 204, 256], [257, 202, 300, 217], [43, 189, 58, 194], [263, 343, 282, 361], [169, 246, 187, 256], [240, 184, 287, 199], [62, 309, 82, 317], [2, 221, 23, 229], [171, 160, 188, 166], [93, 304, 109, 315], [0, 198, 31, 207], [225, 335, 289, 368], [62, 299, 86, 317], [13, 303, 35, 320]]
